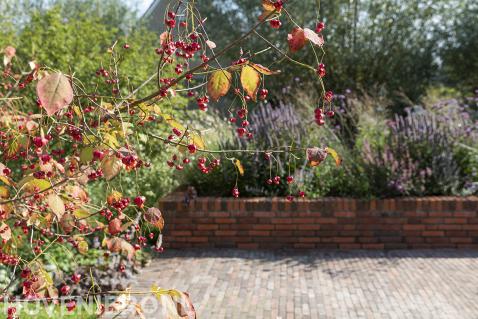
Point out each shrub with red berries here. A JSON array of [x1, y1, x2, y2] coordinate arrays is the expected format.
[[0, 0, 338, 316]]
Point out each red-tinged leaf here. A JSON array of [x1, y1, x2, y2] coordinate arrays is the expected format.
[[0, 222, 12, 241], [205, 40, 216, 49], [304, 28, 324, 47], [103, 237, 136, 260], [65, 185, 89, 202], [37, 72, 73, 116], [326, 147, 342, 166], [240, 65, 261, 101], [306, 147, 328, 167], [207, 70, 232, 102], [160, 31, 172, 46], [47, 193, 65, 219], [144, 207, 165, 230], [249, 62, 281, 75], [288, 27, 307, 53], [101, 156, 122, 181], [3, 46, 15, 66], [151, 284, 197, 319]]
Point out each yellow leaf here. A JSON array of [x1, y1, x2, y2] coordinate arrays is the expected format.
[[249, 62, 281, 75], [0, 186, 10, 199], [240, 65, 261, 101], [326, 147, 342, 167], [19, 177, 52, 192], [78, 240, 89, 255], [163, 114, 186, 132], [234, 159, 245, 176], [190, 132, 205, 150], [73, 208, 91, 219], [47, 193, 65, 219], [207, 70, 232, 101], [101, 156, 123, 181]]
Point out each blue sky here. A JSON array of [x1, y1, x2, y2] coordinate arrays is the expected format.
[[127, 0, 153, 15]]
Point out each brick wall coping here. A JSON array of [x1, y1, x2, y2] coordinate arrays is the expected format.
[[158, 195, 478, 213]]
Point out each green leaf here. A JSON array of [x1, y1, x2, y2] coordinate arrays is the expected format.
[[79, 147, 94, 164], [73, 208, 91, 219], [207, 70, 232, 101], [240, 65, 261, 101]]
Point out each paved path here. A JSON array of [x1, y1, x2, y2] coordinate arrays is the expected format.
[[132, 250, 478, 319]]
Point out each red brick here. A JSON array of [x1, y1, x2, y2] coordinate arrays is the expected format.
[[252, 224, 275, 230], [197, 224, 218, 230], [297, 224, 321, 230], [422, 231, 445, 237], [209, 212, 230, 217], [248, 230, 270, 236], [403, 224, 425, 231], [188, 237, 208, 243], [334, 211, 356, 218], [275, 224, 297, 230], [339, 244, 361, 249], [271, 218, 293, 224], [444, 218, 467, 224], [450, 237, 472, 244], [253, 211, 275, 217], [170, 231, 192, 236], [215, 218, 236, 224], [215, 230, 238, 236], [316, 218, 338, 224], [294, 218, 316, 224]]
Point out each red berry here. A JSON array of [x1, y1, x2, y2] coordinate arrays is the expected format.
[[315, 21, 325, 33], [66, 300, 76, 312], [270, 19, 282, 29], [187, 144, 197, 154], [232, 187, 240, 198], [259, 88, 268, 100], [324, 91, 334, 102], [172, 128, 182, 136], [298, 191, 306, 198], [286, 176, 294, 184], [134, 196, 146, 208], [123, 44, 130, 49], [60, 285, 71, 295], [273, 176, 281, 185], [71, 273, 81, 284], [286, 195, 294, 201]]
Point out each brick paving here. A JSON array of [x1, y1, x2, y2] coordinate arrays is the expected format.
[[132, 249, 478, 319]]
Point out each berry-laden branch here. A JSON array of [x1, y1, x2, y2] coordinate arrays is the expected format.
[[0, 1, 338, 317]]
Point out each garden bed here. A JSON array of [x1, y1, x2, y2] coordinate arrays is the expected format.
[[158, 195, 478, 249]]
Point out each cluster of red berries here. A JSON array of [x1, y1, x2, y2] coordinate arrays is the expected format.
[[197, 157, 220, 174], [0, 250, 19, 266], [165, 11, 176, 28], [314, 107, 335, 126], [87, 168, 103, 181], [110, 197, 130, 212], [196, 95, 210, 111], [316, 63, 326, 78]]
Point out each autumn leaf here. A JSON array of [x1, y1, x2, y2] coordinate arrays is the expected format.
[[234, 159, 245, 176], [79, 147, 94, 164], [288, 27, 324, 53], [107, 191, 123, 205], [207, 70, 232, 101], [77, 239, 89, 255], [101, 156, 123, 181], [288, 27, 307, 53], [103, 237, 136, 260], [151, 284, 197, 319], [325, 147, 342, 166], [36, 72, 74, 116], [144, 207, 165, 230], [205, 40, 216, 49], [73, 208, 91, 219], [47, 193, 65, 219], [240, 65, 261, 101], [190, 131, 205, 150], [0, 186, 10, 199], [249, 62, 280, 75], [304, 28, 324, 47], [259, 0, 279, 21]]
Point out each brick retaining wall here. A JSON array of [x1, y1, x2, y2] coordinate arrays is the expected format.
[[157, 195, 478, 249]]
